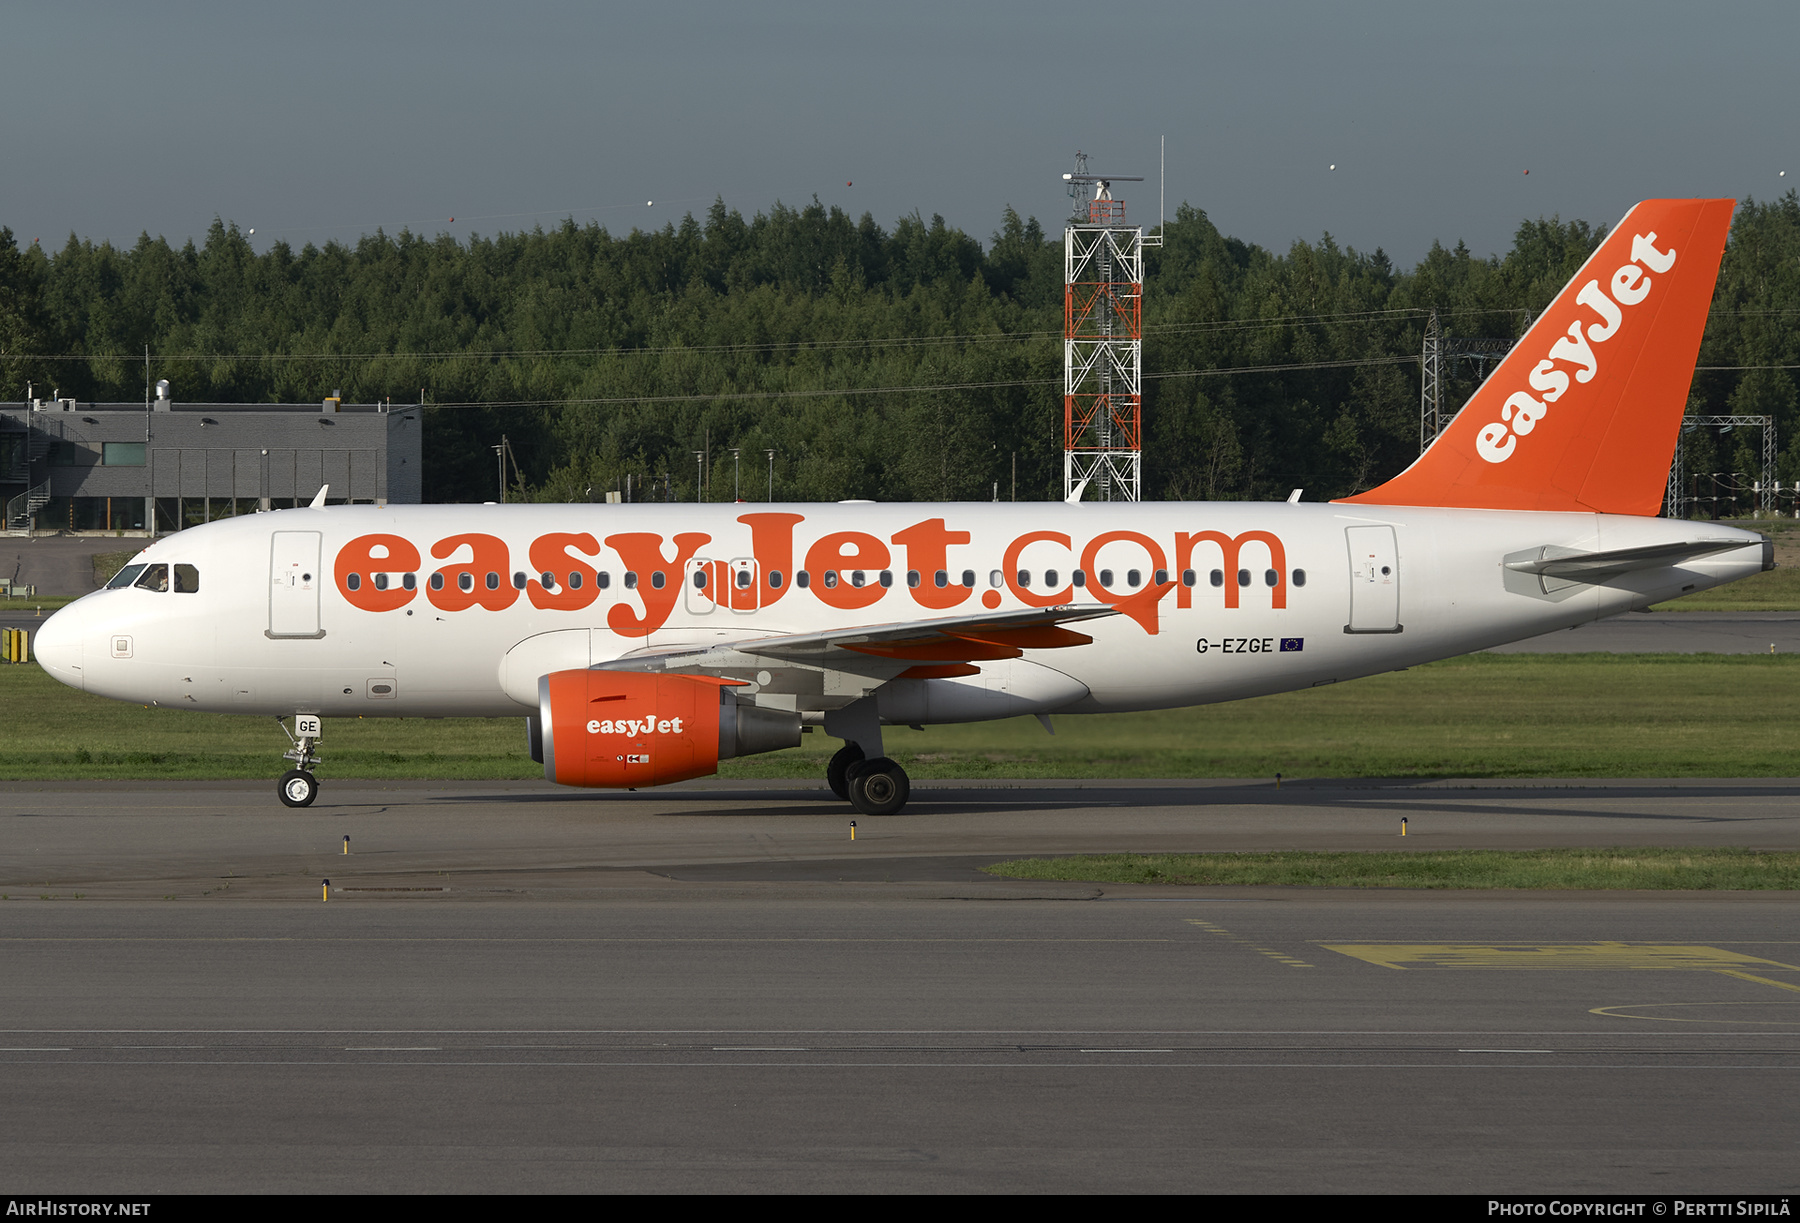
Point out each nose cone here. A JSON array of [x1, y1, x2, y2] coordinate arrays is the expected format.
[[34, 605, 84, 692]]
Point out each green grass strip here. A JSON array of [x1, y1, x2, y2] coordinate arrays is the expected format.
[[7, 652, 1800, 780], [983, 848, 1800, 890]]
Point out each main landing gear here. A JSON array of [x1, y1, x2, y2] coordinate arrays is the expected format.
[[827, 742, 910, 816], [275, 716, 322, 808]]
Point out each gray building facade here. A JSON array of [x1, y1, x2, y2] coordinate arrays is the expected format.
[[2, 386, 422, 534]]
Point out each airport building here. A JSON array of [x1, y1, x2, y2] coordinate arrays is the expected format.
[[1, 383, 422, 534]]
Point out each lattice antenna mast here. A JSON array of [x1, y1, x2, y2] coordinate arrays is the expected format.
[[1062, 153, 1157, 502]]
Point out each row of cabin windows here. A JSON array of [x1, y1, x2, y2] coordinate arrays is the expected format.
[[341, 567, 1309, 594]]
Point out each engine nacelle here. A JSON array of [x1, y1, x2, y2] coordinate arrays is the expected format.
[[538, 669, 801, 788]]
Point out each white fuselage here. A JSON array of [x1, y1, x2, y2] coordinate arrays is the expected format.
[[33, 500, 1765, 723], [35, 500, 1764, 727]]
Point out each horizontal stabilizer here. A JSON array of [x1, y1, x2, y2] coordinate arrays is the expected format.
[[1504, 538, 1753, 583]]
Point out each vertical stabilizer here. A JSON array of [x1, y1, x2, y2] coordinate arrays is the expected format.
[[1340, 198, 1735, 515]]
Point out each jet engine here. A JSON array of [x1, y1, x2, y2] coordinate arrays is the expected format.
[[538, 669, 802, 788]]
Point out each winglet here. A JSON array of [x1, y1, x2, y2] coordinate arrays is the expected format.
[[1340, 198, 1736, 516]]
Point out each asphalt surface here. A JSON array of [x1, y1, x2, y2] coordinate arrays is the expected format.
[[1, 533, 134, 597], [4, 779, 1798, 1193]]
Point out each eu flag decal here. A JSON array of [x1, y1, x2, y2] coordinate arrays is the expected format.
[[1279, 638, 1304, 652]]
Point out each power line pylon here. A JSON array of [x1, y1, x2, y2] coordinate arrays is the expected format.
[[1062, 153, 1158, 501]]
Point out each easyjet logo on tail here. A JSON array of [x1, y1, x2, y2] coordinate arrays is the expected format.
[[1340, 198, 1735, 517], [1476, 231, 1677, 465]]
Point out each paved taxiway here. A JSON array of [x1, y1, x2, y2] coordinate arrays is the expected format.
[[4, 780, 1798, 1192]]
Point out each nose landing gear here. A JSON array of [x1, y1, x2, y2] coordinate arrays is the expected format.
[[279, 768, 320, 808], [275, 716, 322, 808]]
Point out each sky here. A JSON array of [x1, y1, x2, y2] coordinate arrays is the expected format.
[[3, 1, 1796, 267]]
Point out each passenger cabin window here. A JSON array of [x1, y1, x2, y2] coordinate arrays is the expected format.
[[768, 570, 783, 588], [650, 571, 666, 590], [1292, 569, 1307, 587], [878, 570, 893, 588], [1072, 570, 1086, 587], [1209, 570, 1224, 588], [402, 573, 416, 591], [512, 572, 527, 590], [1099, 569, 1114, 587], [347, 573, 362, 591], [797, 570, 811, 589], [1181, 570, 1196, 587], [431, 573, 446, 591], [1264, 569, 1279, 587], [736, 569, 752, 589], [457, 573, 473, 592], [624, 571, 638, 590], [1237, 569, 1251, 587], [1127, 569, 1142, 588], [692, 570, 708, 589], [1044, 569, 1059, 587], [1016, 570, 1031, 588], [823, 570, 839, 589]]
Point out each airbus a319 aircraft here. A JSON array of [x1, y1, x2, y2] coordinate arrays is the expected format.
[[33, 198, 1770, 814]]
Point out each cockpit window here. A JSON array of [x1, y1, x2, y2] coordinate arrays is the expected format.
[[174, 564, 200, 593], [133, 564, 170, 592], [107, 564, 147, 589]]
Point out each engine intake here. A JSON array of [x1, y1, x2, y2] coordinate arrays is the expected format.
[[538, 669, 801, 788]]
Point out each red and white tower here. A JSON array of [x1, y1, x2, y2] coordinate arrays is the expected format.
[[1062, 153, 1157, 502]]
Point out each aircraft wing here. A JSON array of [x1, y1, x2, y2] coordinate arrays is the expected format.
[[600, 603, 1120, 680]]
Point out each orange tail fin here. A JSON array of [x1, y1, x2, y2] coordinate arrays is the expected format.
[[1340, 198, 1735, 516]]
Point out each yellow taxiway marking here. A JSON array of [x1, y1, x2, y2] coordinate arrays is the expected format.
[[1186, 919, 1313, 968], [1322, 943, 1800, 973]]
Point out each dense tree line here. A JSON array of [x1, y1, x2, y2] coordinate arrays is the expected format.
[[2, 191, 1795, 508]]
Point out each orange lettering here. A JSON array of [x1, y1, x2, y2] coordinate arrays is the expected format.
[[892, 518, 973, 610], [427, 533, 517, 612], [1002, 531, 1072, 608], [606, 532, 711, 637], [739, 513, 805, 609], [805, 531, 890, 610], [335, 534, 420, 612], [527, 532, 602, 611], [1079, 531, 1169, 604], [1175, 530, 1286, 609]]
